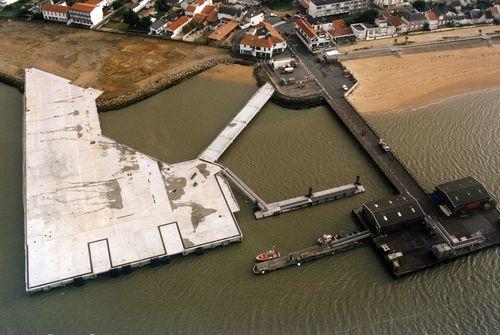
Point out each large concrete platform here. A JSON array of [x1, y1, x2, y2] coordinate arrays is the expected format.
[[23, 68, 242, 293]]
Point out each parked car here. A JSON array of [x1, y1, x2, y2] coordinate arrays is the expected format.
[[379, 139, 390, 152], [270, 12, 277, 17], [342, 84, 349, 91]]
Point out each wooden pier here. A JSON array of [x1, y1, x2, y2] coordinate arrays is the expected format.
[[253, 230, 372, 274]]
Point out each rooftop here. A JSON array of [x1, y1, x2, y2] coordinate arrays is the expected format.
[[70, 2, 96, 13], [168, 15, 190, 30], [363, 194, 425, 230], [436, 176, 491, 209], [208, 19, 239, 41], [41, 3, 69, 13], [295, 18, 317, 39]]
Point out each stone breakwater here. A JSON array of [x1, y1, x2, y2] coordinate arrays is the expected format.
[[96, 56, 239, 112], [253, 65, 324, 110], [0, 69, 24, 91], [0, 57, 251, 112]]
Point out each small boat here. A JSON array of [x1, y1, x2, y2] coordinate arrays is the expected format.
[[255, 247, 280, 262]]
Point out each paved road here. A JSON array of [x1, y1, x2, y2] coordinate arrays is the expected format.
[[278, 30, 437, 214]]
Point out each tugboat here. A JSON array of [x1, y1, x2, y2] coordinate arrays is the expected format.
[[255, 246, 280, 262]]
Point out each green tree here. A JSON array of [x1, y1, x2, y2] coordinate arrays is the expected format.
[[412, 0, 427, 12], [123, 8, 139, 26], [423, 22, 430, 31], [112, 0, 123, 10], [137, 16, 151, 30], [356, 9, 379, 23]]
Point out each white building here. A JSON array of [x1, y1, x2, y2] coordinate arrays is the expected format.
[[68, 2, 103, 27], [373, 0, 405, 8], [149, 18, 169, 35], [295, 18, 331, 52], [350, 18, 396, 40], [239, 8, 264, 28], [239, 21, 287, 58], [425, 10, 439, 30], [42, 3, 69, 22], [302, 0, 367, 18]]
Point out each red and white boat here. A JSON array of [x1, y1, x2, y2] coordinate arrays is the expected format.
[[255, 247, 280, 262]]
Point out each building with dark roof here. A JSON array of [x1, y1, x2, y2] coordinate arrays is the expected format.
[[362, 194, 425, 235], [434, 176, 492, 215], [401, 10, 425, 31]]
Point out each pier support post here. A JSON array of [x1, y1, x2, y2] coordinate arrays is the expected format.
[[253, 200, 260, 213], [307, 187, 313, 198], [355, 176, 361, 186]]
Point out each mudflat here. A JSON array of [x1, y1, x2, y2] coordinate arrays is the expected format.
[[343, 45, 500, 113], [0, 20, 229, 100]]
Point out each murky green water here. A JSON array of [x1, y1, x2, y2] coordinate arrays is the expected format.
[[1, 75, 499, 334]]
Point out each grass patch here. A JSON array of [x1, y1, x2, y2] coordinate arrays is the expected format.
[[103, 21, 130, 31]]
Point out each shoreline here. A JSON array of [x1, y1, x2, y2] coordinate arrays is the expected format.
[[343, 45, 500, 114], [378, 85, 500, 115]]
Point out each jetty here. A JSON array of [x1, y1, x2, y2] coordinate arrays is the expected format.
[[254, 230, 371, 274], [199, 82, 275, 163], [219, 166, 365, 219]]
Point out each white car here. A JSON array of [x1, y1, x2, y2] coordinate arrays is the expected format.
[[342, 84, 349, 91], [270, 13, 277, 17]]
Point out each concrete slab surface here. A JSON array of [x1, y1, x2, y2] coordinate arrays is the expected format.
[[23, 68, 242, 293]]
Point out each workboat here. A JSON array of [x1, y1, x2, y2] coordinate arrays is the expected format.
[[317, 233, 342, 246], [255, 247, 280, 262]]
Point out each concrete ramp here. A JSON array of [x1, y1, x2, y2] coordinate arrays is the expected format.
[[199, 82, 275, 162]]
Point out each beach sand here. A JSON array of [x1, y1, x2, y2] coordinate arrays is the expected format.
[[343, 45, 500, 113], [198, 64, 255, 85]]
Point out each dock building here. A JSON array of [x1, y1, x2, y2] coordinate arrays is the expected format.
[[433, 176, 494, 216], [361, 194, 425, 235]]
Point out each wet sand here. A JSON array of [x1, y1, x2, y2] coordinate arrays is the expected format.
[[343, 45, 500, 113], [198, 64, 256, 85]]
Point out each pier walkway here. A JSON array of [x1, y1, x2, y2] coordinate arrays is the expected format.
[[199, 82, 275, 163], [254, 230, 371, 274], [215, 164, 365, 219]]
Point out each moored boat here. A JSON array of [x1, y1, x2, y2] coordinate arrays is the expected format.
[[255, 247, 280, 262]]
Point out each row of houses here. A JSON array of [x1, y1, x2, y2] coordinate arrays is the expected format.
[[41, 0, 105, 27], [295, 2, 499, 52], [149, 1, 265, 40]]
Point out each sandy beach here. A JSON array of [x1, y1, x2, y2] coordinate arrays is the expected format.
[[343, 45, 500, 113]]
